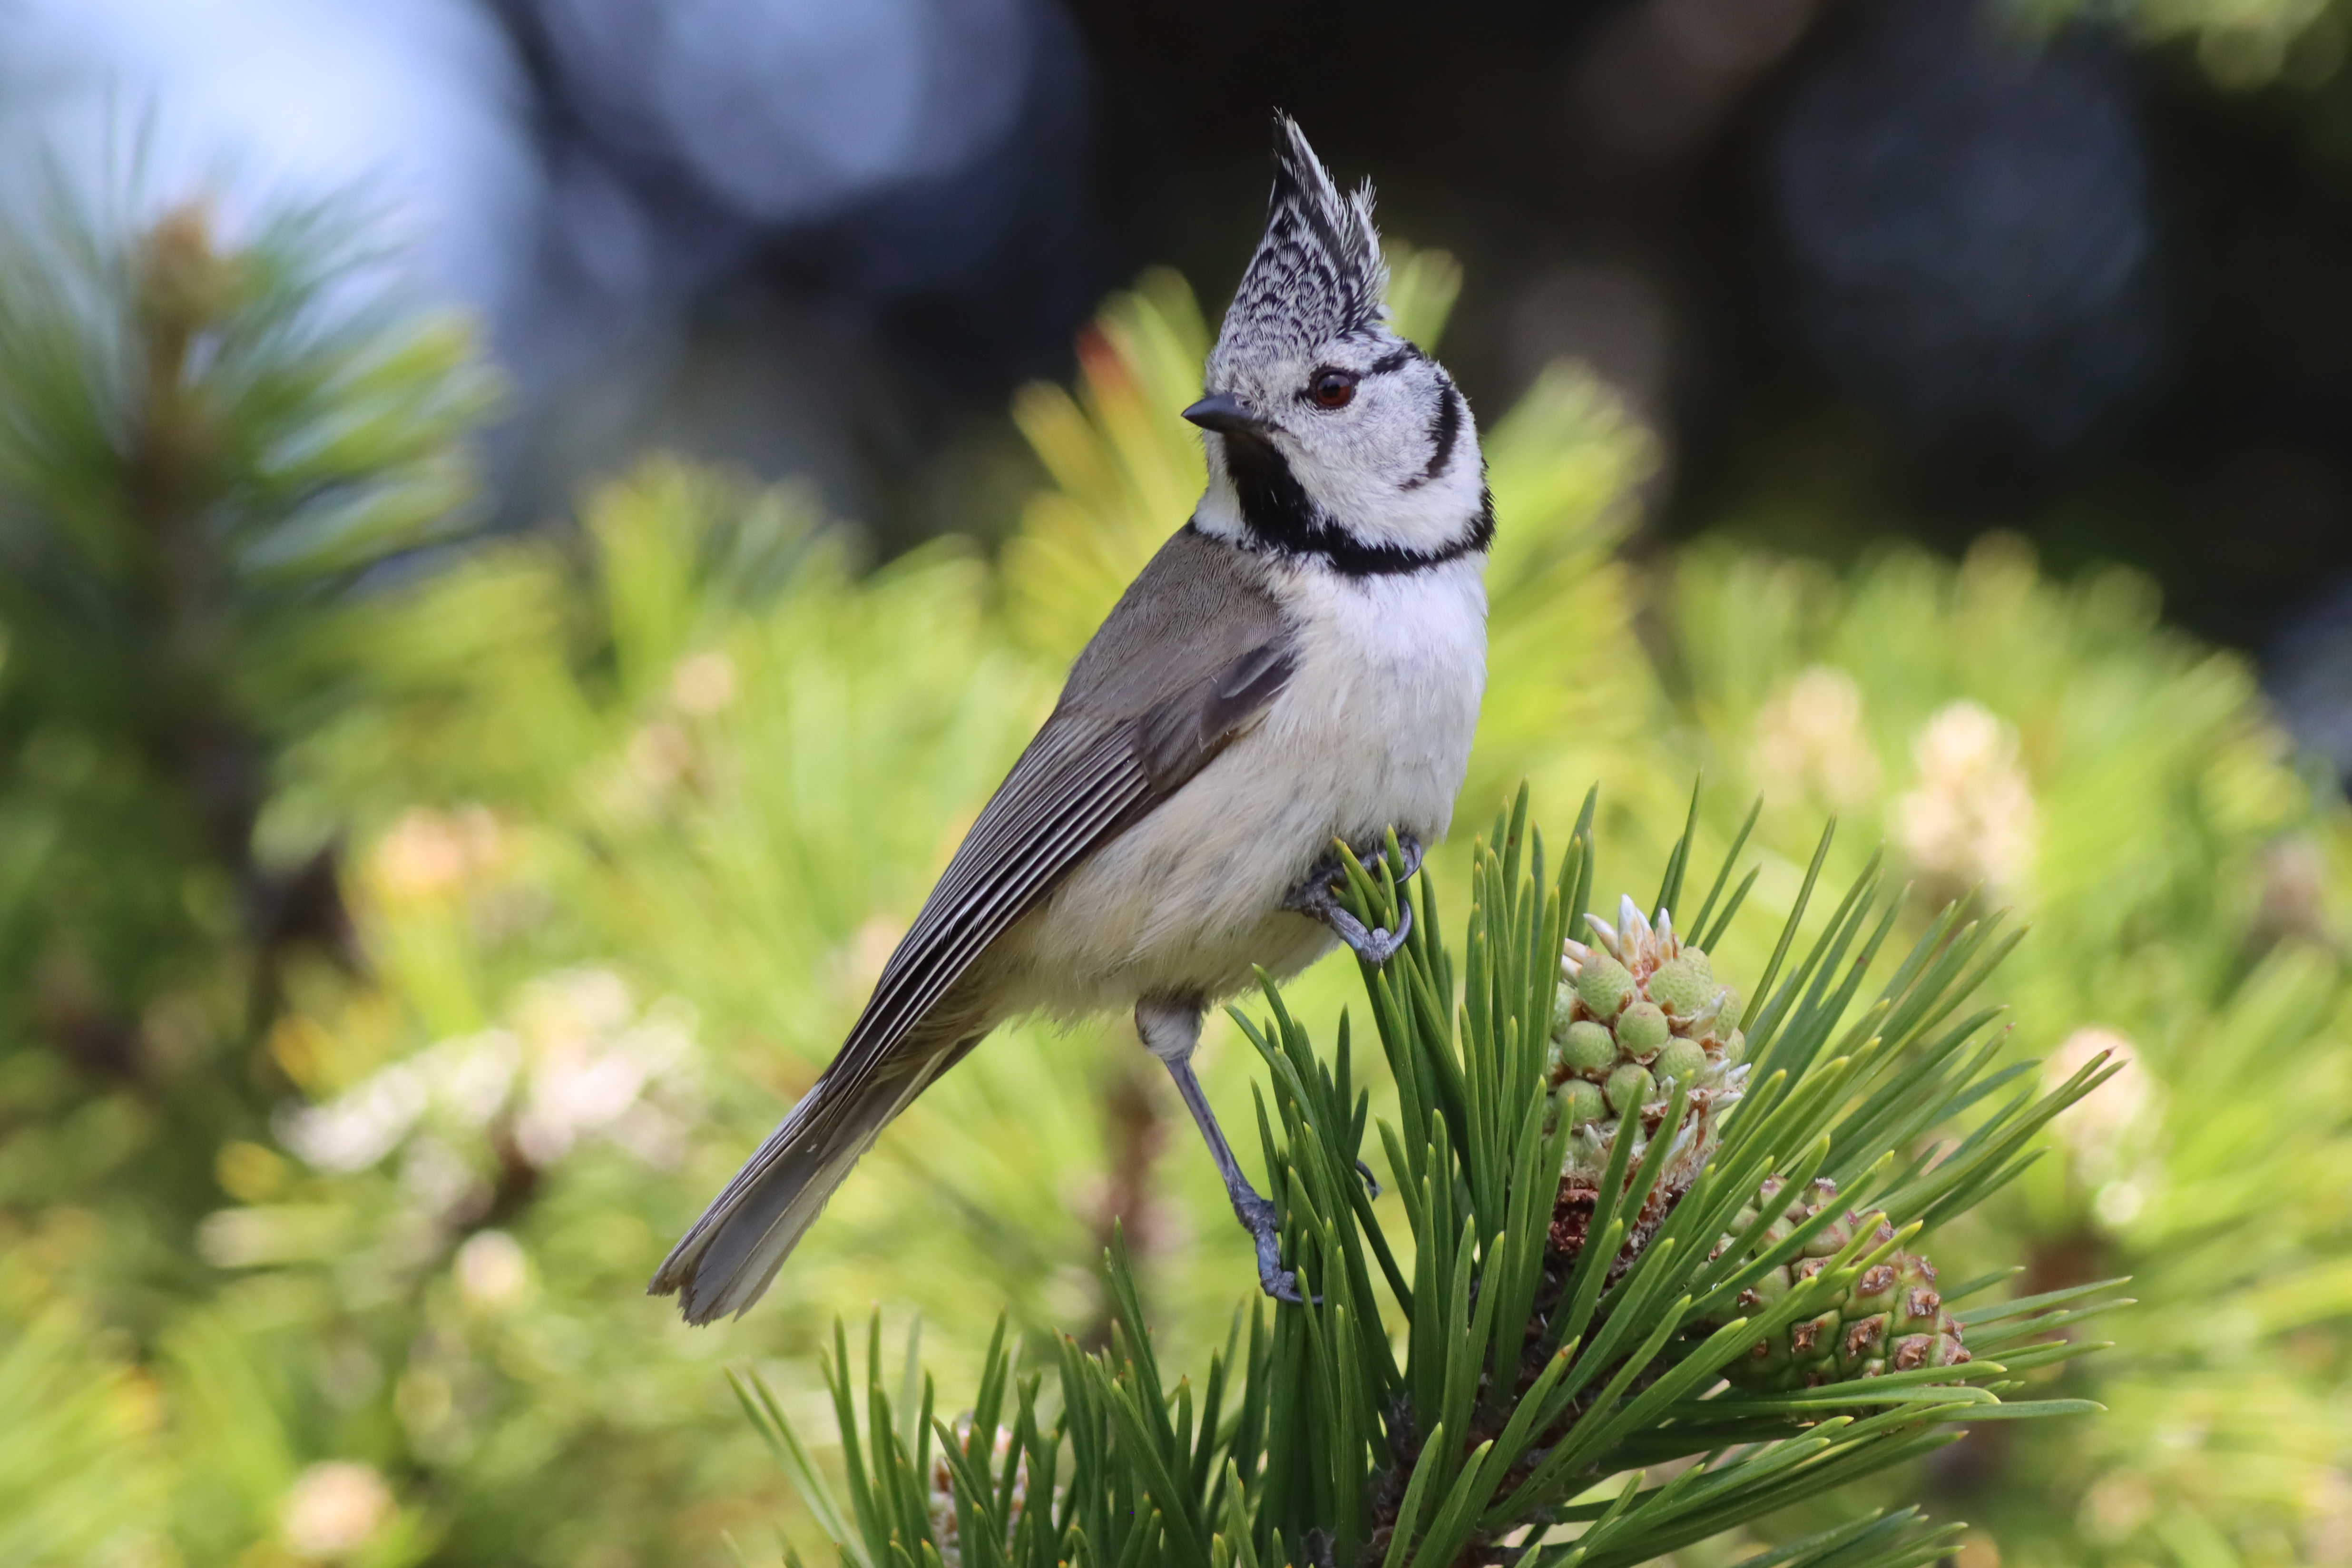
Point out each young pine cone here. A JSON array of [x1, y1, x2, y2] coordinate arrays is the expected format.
[[1548, 895, 1749, 1195], [1705, 1176, 1970, 1390]]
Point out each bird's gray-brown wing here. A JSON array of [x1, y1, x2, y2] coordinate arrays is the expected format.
[[821, 527, 1295, 1099], [660, 529, 1292, 1264]]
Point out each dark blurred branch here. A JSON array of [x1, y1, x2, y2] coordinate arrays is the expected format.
[[1079, 1054, 1166, 1348]]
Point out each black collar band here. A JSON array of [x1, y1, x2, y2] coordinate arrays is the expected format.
[[1284, 491, 1494, 576]]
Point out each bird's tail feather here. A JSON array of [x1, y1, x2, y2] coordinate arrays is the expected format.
[[649, 1036, 973, 1323]]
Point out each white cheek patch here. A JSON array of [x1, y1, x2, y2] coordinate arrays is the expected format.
[[1191, 486, 1249, 543], [1283, 395, 1485, 556]]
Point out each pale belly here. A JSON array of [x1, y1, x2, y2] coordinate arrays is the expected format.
[[986, 558, 1488, 1020]]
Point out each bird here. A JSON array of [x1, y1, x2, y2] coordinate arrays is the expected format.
[[650, 115, 1492, 1323]]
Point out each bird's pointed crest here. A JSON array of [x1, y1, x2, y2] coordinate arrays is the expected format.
[[1208, 116, 1388, 383]]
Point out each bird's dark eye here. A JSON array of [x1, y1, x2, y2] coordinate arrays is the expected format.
[[1308, 369, 1358, 409]]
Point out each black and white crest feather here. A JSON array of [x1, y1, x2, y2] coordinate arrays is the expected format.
[[1208, 116, 1388, 384]]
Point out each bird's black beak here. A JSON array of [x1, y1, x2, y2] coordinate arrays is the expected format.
[[1183, 393, 1270, 438]]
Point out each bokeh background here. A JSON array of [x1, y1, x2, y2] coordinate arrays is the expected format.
[[5, 0, 2352, 1565]]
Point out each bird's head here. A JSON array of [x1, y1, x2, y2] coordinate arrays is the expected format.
[[1188, 116, 1489, 574]]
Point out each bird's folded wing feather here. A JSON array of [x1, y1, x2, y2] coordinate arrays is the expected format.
[[816, 626, 1297, 1106]]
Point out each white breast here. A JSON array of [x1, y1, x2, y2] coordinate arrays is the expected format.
[[994, 555, 1489, 1019]]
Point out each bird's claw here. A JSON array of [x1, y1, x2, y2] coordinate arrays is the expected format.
[[1236, 1193, 1309, 1303], [1284, 882, 1411, 967], [1331, 900, 1412, 966], [1378, 832, 1426, 885], [1355, 1159, 1382, 1199], [1282, 832, 1421, 968], [1283, 832, 1425, 911]]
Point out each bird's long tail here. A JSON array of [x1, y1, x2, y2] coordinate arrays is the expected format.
[[650, 1031, 976, 1323]]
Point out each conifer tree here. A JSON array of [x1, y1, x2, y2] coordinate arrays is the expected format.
[[0, 184, 493, 1242]]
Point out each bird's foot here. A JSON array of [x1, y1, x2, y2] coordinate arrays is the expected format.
[[1355, 1158, 1382, 1199], [1235, 1192, 1306, 1303], [1285, 832, 1425, 908], [1330, 898, 1412, 967], [1283, 833, 1420, 967]]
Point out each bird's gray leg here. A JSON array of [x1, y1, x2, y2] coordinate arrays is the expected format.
[[1136, 995, 1303, 1303], [1281, 831, 1423, 967]]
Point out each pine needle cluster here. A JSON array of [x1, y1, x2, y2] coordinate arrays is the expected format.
[[744, 791, 2124, 1568]]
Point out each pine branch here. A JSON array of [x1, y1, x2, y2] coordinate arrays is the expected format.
[[0, 180, 496, 1074], [745, 789, 2121, 1568]]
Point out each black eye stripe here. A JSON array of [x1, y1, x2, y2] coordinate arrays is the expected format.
[[1423, 384, 1461, 477], [1400, 382, 1462, 492], [1297, 345, 1418, 397]]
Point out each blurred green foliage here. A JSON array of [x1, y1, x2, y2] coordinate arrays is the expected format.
[[0, 187, 496, 1339], [1639, 543, 2352, 1563], [2009, 0, 2352, 90], [0, 185, 2348, 1568]]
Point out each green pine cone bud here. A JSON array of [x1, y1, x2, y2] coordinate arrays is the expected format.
[[1801, 1212, 1853, 1258], [1890, 1256, 1946, 1334], [1886, 1331, 1970, 1374], [1833, 1312, 1892, 1378], [1647, 958, 1715, 1018], [1848, 1260, 1900, 1319], [1782, 1309, 1844, 1382], [1558, 1020, 1617, 1077], [1556, 893, 1754, 1197], [1653, 1036, 1707, 1086], [1605, 1063, 1654, 1116], [1551, 988, 1578, 1039], [1577, 956, 1637, 1022], [1556, 1078, 1606, 1131], [1616, 1001, 1670, 1058]]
